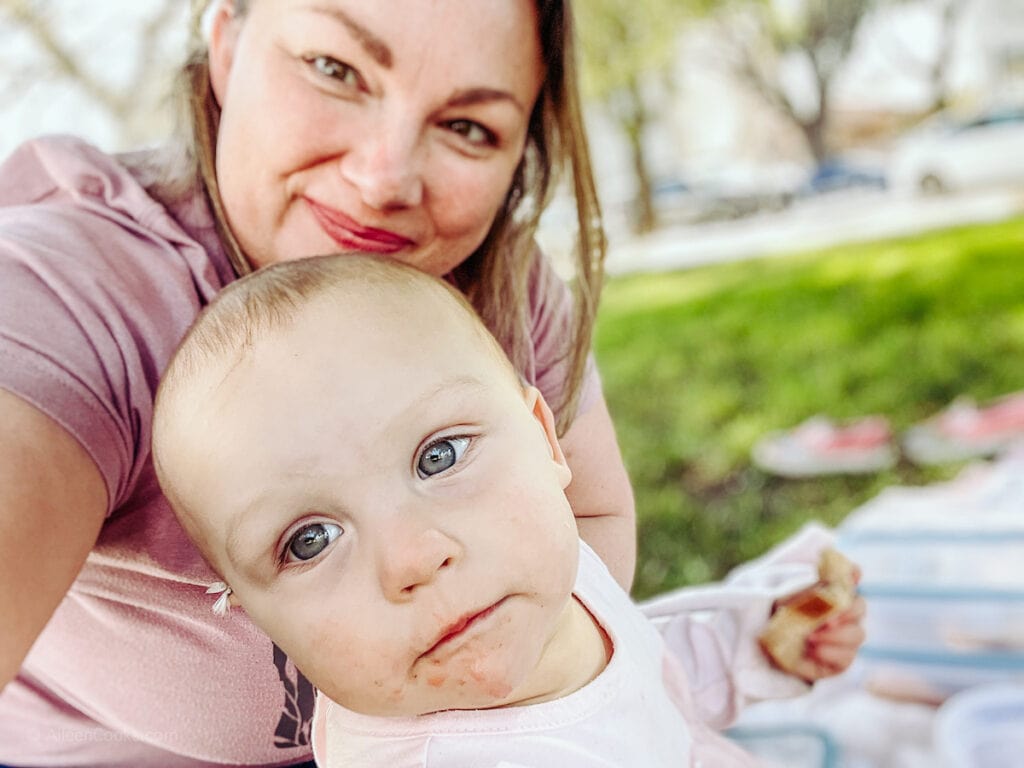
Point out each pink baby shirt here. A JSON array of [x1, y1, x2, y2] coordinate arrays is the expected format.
[[312, 531, 830, 767]]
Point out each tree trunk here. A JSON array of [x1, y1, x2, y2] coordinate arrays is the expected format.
[[800, 73, 830, 164], [623, 76, 656, 234], [927, 0, 964, 114]]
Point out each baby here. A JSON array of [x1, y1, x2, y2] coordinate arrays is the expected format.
[[152, 255, 864, 767]]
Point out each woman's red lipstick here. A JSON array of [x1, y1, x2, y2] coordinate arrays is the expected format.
[[304, 197, 414, 254]]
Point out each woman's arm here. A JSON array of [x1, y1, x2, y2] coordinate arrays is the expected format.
[[560, 394, 636, 591], [0, 389, 107, 690]]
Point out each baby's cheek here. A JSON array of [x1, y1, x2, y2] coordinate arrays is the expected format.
[[302, 619, 382, 698], [304, 615, 354, 664]]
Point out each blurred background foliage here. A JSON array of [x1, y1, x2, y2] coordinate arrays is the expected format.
[[574, 0, 878, 232], [572, 0, 1021, 234], [576, 0, 699, 232], [594, 216, 1024, 598]]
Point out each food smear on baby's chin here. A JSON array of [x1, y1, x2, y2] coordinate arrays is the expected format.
[[426, 673, 446, 687], [469, 655, 515, 700], [417, 603, 521, 705]]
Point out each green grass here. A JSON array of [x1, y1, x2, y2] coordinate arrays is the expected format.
[[594, 216, 1024, 599]]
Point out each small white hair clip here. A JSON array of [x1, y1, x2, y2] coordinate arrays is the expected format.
[[206, 581, 233, 616]]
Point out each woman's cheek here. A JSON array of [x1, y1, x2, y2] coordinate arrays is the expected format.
[[437, 163, 519, 232]]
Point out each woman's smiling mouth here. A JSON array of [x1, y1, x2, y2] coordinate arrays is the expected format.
[[304, 197, 415, 254]]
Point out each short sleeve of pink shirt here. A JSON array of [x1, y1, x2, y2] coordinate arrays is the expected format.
[[0, 136, 233, 510]]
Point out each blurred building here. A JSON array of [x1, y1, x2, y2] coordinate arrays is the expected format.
[[977, 0, 1024, 104]]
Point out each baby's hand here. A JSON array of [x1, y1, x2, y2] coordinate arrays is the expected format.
[[778, 593, 866, 683], [757, 549, 867, 683]]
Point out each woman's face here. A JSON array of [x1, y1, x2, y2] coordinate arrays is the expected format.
[[208, 0, 544, 275]]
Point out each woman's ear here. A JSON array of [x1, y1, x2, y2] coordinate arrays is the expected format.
[[207, 0, 242, 107], [523, 386, 573, 490]]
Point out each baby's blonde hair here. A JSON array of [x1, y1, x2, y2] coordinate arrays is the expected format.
[[153, 255, 518, 548], [159, 254, 515, 390]]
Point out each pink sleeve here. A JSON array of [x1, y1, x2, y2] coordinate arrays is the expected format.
[[526, 250, 601, 422], [640, 523, 835, 728], [0, 138, 228, 511]]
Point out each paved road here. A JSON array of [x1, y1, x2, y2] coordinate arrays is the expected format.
[[601, 187, 1024, 277]]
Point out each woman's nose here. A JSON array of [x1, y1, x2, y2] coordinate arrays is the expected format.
[[377, 523, 459, 602], [339, 124, 424, 211]]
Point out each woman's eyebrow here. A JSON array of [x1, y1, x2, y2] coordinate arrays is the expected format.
[[448, 87, 526, 115], [306, 4, 393, 68]]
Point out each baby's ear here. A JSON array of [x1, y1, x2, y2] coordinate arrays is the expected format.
[[523, 386, 572, 489]]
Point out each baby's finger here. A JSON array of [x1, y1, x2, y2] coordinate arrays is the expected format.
[[785, 653, 837, 684], [829, 596, 867, 626], [810, 617, 865, 649], [807, 637, 859, 670]]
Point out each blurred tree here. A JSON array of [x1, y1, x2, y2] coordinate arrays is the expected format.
[[712, 0, 874, 163], [576, 0, 699, 234], [0, 0, 185, 150], [880, 0, 967, 115]]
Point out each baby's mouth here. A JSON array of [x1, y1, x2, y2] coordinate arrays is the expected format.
[[421, 597, 509, 659]]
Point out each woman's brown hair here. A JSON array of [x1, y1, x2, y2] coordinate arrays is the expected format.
[[178, 0, 605, 435]]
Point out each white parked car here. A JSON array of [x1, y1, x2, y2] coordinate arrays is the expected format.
[[888, 107, 1024, 194]]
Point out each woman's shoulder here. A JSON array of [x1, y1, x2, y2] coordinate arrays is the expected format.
[[0, 134, 158, 209], [0, 138, 232, 511], [0, 134, 233, 288]]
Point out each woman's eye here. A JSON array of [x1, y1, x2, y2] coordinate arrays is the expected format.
[[309, 55, 360, 87], [286, 522, 343, 562], [446, 120, 497, 147], [417, 437, 471, 477]]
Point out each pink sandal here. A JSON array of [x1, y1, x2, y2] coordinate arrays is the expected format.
[[904, 390, 1024, 465], [752, 416, 897, 477]]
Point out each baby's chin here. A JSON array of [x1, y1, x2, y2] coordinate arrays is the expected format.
[[336, 649, 543, 718]]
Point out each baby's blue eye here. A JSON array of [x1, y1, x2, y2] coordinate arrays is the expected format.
[[287, 522, 342, 561], [417, 437, 470, 477]]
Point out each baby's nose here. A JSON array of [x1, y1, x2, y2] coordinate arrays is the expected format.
[[377, 525, 459, 601]]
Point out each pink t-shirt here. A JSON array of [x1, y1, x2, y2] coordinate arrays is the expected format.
[[0, 136, 597, 767]]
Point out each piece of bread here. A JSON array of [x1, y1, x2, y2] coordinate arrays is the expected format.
[[758, 547, 858, 671]]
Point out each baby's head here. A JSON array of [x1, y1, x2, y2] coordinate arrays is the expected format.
[[153, 255, 580, 717]]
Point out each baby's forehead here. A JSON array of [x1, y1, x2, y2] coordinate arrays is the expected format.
[[319, 279, 466, 322], [201, 282, 502, 399], [288, 284, 499, 358], [170, 273, 516, 430]]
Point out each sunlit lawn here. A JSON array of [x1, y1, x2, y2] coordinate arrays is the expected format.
[[595, 216, 1024, 599]]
